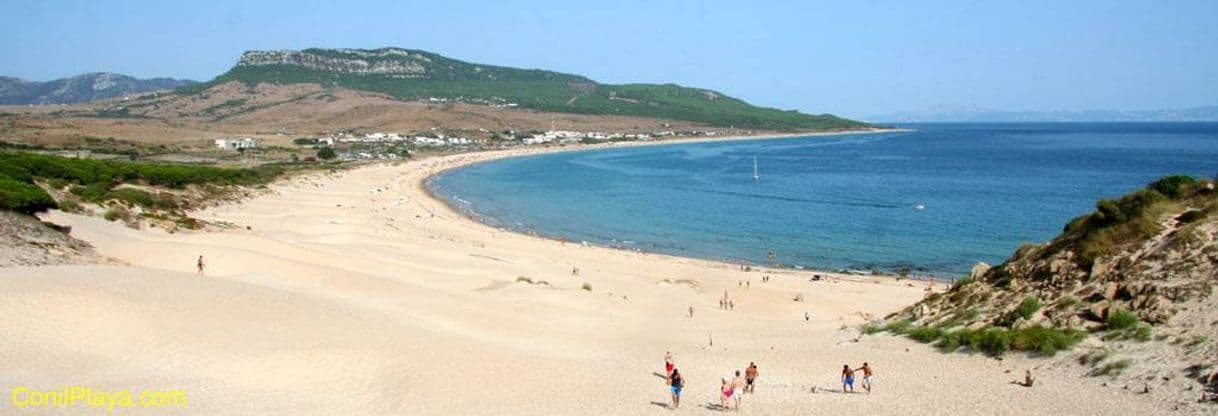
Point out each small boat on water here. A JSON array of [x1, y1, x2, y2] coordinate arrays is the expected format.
[[913, 204, 925, 210]]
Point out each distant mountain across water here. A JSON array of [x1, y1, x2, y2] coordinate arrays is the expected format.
[[866, 105, 1218, 123], [0, 73, 197, 105]]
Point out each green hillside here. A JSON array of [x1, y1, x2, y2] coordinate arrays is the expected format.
[[192, 48, 869, 131]]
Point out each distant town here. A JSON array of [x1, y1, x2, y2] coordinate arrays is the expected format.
[[213, 128, 728, 162]]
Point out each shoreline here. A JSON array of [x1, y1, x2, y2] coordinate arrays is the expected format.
[[412, 127, 940, 283], [5, 124, 1178, 414]]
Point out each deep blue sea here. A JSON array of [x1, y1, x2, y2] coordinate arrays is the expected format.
[[428, 123, 1218, 276]]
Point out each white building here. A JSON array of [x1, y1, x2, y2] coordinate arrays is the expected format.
[[215, 137, 259, 150]]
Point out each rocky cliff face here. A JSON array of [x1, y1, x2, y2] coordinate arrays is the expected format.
[[0, 73, 196, 105], [900, 178, 1216, 331], [237, 49, 431, 78], [892, 177, 1218, 404]]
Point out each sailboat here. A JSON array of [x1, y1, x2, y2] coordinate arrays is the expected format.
[[752, 156, 759, 181]]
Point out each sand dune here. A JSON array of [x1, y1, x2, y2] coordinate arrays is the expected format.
[[0, 148, 1178, 414]]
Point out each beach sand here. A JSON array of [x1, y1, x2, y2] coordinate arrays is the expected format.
[[0, 142, 1176, 414]]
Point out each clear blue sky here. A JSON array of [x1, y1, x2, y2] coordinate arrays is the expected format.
[[2, 0, 1215, 117]]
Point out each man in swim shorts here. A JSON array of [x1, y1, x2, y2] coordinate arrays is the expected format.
[[745, 362, 758, 393], [731, 370, 746, 409], [856, 362, 873, 394], [842, 364, 855, 393]]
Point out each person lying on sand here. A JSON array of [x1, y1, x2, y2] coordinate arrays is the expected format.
[[842, 365, 855, 393]]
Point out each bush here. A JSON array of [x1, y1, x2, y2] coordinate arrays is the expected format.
[[1057, 296, 1079, 309], [1148, 175, 1196, 198], [1095, 199, 1125, 224], [1015, 296, 1042, 320], [317, 147, 337, 160], [57, 199, 82, 213], [974, 328, 1012, 356], [581, 282, 592, 291], [103, 208, 122, 221], [1106, 309, 1140, 331], [1010, 325, 1085, 356], [883, 319, 914, 335], [0, 177, 57, 213], [937, 331, 963, 352], [909, 326, 945, 343]]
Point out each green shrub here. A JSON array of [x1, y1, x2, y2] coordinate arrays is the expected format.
[[1095, 199, 1125, 224], [47, 178, 70, 190], [581, 282, 592, 291], [1148, 175, 1196, 198], [861, 323, 884, 335], [317, 147, 337, 160], [1015, 296, 1042, 320], [1010, 325, 1085, 356], [1106, 309, 1140, 331], [57, 199, 82, 213], [0, 177, 57, 213], [103, 208, 122, 221], [1056, 296, 1079, 309], [909, 326, 945, 343], [975, 328, 1012, 356], [937, 331, 963, 352], [883, 319, 914, 335]]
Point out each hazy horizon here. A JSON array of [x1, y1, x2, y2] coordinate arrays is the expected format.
[[2, 0, 1215, 118]]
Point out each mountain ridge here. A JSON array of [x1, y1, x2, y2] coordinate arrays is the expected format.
[[0, 73, 197, 105], [192, 47, 868, 131]]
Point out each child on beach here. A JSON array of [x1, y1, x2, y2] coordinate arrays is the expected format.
[[664, 351, 674, 376], [196, 255, 205, 275], [720, 378, 734, 410]]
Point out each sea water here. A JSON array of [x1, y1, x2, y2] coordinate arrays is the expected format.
[[428, 123, 1218, 276]]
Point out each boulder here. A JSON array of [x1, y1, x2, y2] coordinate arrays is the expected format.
[[1103, 282, 1120, 301], [1088, 300, 1111, 322]]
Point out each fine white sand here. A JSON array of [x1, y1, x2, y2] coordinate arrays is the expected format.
[[0, 143, 1176, 414]]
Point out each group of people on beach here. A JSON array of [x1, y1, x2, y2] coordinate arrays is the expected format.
[[718, 290, 734, 310], [663, 352, 761, 411]]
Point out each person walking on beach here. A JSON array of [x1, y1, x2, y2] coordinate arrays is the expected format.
[[720, 378, 734, 410], [688, 306, 694, 318], [731, 370, 746, 409], [855, 362, 874, 394], [196, 255, 205, 275], [667, 368, 684, 409], [664, 351, 675, 376], [745, 362, 759, 394], [841, 365, 855, 393]]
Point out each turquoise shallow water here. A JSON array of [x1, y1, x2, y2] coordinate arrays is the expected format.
[[428, 123, 1218, 276]]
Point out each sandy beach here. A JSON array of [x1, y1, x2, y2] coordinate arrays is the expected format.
[[0, 137, 1178, 414]]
